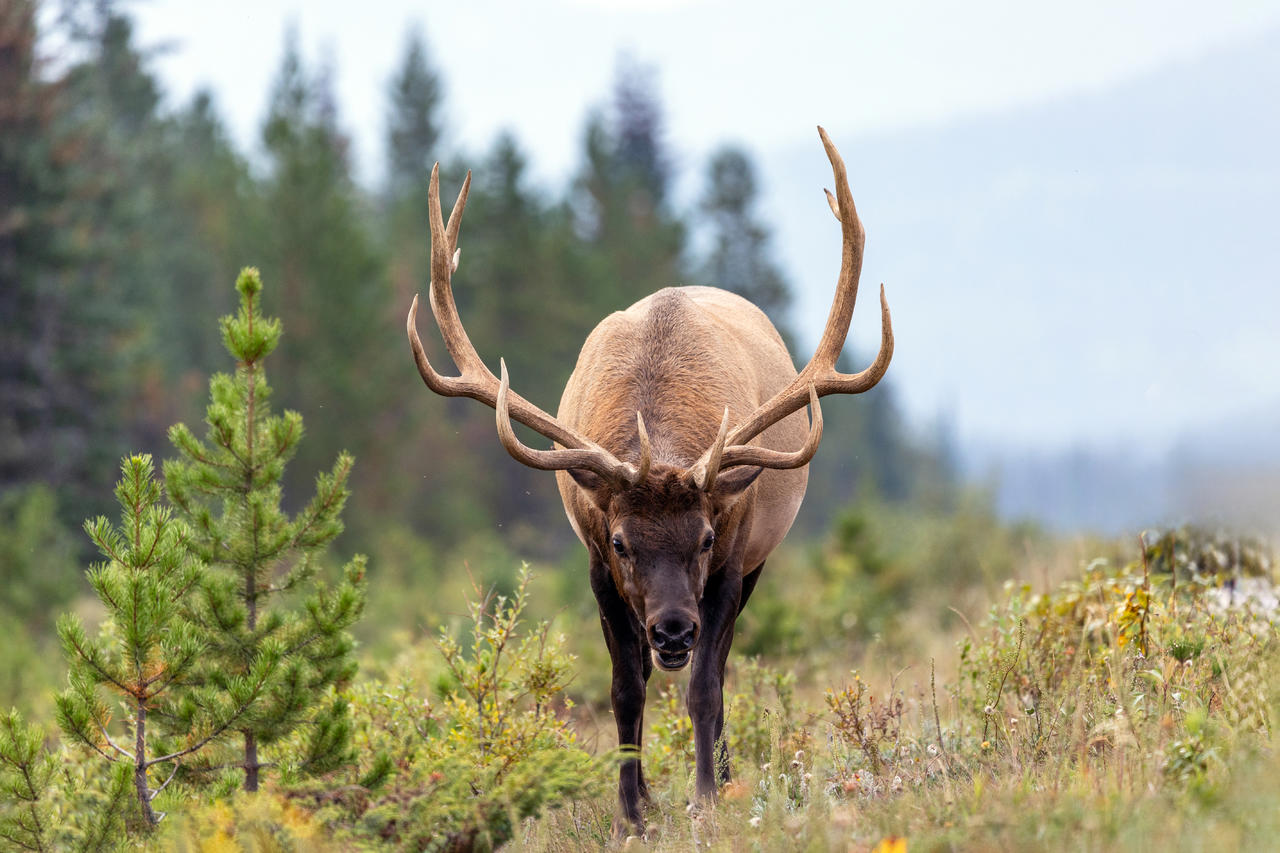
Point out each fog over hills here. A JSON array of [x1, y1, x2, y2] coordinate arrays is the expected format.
[[756, 27, 1279, 532]]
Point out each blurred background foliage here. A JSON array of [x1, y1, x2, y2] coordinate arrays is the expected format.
[[1, 0, 960, 708]]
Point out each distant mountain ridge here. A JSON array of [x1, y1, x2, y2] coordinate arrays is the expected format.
[[754, 26, 1280, 533]]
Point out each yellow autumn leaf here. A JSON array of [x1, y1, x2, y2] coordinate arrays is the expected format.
[[199, 830, 239, 853]]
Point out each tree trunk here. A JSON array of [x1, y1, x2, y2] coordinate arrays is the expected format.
[[244, 730, 260, 792], [135, 700, 158, 825]]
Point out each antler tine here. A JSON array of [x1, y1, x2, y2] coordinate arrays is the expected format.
[[717, 385, 823, 473], [496, 360, 638, 484], [635, 411, 652, 482], [823, 188, 841, 223], [427, 165, 485, 377], [690, 408, 731, 491]]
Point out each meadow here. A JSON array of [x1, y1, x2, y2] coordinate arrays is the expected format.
[[5, 469, 1276, 851]]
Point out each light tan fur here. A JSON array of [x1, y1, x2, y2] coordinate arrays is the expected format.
[[555, 287, 807, 570]]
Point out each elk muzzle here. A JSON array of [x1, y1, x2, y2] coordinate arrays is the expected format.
[[647, 612, 699, 671]]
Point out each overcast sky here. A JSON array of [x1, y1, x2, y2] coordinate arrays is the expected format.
[[134, 0, 1279, 184], [128, 0, 1280, 453]]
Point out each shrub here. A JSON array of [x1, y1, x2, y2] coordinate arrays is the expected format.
[[282, 565, 607, 851]]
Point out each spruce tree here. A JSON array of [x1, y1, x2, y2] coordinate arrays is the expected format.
[[700, 146, 793, 340], [255, 35, 389, 520], [385, 29, 443, 204], [55, 455, 267, 827], [573, 59, 686, 313], [165, 267, 367, 792]]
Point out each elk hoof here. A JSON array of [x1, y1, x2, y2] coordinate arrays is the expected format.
[[612, 814, 645, 844]]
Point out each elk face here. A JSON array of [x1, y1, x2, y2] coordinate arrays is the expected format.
[[579, 466, 761, 671]]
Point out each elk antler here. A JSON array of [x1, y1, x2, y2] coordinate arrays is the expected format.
[[406, 164, 647, 486], [690, 386, 824, 490], [495, 360, 647, 483], [691, 126, 894, 488]]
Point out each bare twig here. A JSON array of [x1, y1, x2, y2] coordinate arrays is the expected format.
[[97, 721, 134, 762], [948, 606, 980, 647], [151, 761, 180, 799], [930, 658, 947, 763], [1138, 533, 1152, 656]]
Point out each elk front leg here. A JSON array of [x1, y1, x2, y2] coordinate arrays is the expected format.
[[688, 566, 743, 800], [590, 553, 652, 836]]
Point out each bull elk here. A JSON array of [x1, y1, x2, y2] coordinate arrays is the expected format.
[[407, 126, 892, 835]]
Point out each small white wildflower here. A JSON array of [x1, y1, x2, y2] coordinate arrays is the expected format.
[[749, 816, 761, 828], [891, 775, 903, 793], [927, 744, 939, 757], [983, 705, 995, 715], [794, 749, 805, 761]]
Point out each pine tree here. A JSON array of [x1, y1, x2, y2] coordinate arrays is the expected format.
[[255, 34, 390, 519], [699, 146, 793, 340], [573, 58, 686, 311], [0, 0, 133, 520], [3, 706, 134, 850], [385, 29, 443, 206], [0, 709, 58, 851], [165, 267, 367, 792], [55, 455, 268, 827]]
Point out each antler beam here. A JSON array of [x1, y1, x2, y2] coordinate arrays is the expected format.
[[690, 127, 893, 486], [406, 165, 641, 485]]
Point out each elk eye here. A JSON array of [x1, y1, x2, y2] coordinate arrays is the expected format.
[[701, 532, 715, 552], [611, 534, 627, 557]]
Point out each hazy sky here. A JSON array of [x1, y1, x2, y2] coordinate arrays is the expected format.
[[134, 0, 1279, 184], [128, 0, 1280, 453]]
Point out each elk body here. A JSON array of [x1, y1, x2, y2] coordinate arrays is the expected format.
[[407, 127, 893, 835]]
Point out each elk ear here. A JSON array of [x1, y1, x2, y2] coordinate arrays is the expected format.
[[711, 466, 763, 508], [568, 468, 614, 512]]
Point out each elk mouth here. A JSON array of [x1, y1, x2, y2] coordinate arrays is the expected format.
[[653, 649, 692, 671]]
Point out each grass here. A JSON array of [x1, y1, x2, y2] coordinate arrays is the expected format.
[[9, 526, 1276, 851], [514, 527, 1280, 852]]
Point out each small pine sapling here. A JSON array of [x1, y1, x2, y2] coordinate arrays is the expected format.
[[0, 709, 57, 851], [56, 455, 271, 828], [165, 267, 367, 791]]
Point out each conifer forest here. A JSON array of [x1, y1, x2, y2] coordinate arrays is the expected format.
[[2, 2, 1278, 850]]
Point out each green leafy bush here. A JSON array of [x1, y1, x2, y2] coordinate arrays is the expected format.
[[281, 565, 607, 850]]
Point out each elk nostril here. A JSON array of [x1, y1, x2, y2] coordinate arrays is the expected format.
[[651, 618, 698, 653]]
